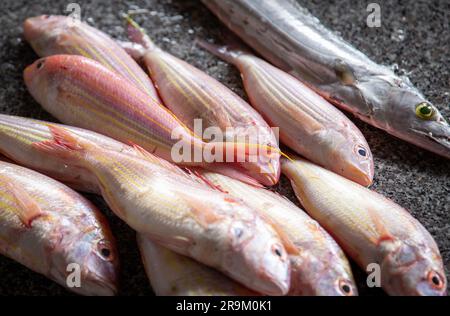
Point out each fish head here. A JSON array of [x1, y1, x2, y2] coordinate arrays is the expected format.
[[23, 15, 75, 56], [367, 77, 450, 159], [224, 212, 291, 295], [289, 237, 358, 296], [64, 231, 119, 296], [319, 127, 374, 186], [380, 240, 447, 296]]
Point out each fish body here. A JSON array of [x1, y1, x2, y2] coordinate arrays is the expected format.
[[0, 161, 118, 295], [0, 114, 138, 193], [33, 125, 291, 295], [23, 15, 160, 100], [24, 55, 269, 186], [203, 0, 450, 159], [281, 155, 447, 296], [0, 115, 259, 295], [138, 235, 257, 296], [199, 41, 373, 185], [122, 19, 280, 186], [199, 171, 357, 296]]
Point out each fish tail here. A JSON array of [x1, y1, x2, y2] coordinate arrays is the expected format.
[[196, 39, 246, 66], [125, 14, 157, 51], [32, 125, 92, 163]]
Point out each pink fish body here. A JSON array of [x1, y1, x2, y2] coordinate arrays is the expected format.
[[121, 19, 281, 186], [199, 41, 373, 186], [0, 161, 118, 295], [23, 15, 160, 100]]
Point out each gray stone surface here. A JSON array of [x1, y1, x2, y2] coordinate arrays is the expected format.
[[0, 0, 448, 296]]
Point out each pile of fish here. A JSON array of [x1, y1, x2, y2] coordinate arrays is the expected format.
[[0, 0, 448, 296]]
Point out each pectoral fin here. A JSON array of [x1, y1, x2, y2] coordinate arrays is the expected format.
[[6, 183, 43, 228]]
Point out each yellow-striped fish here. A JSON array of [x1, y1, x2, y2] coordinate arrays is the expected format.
[[23, 15, 160, 100], [32, 125, 291, 295], [121, 18, 280, 186], [281, 155, 447, 296], [198, 171, 357, 296], [0, 160, 118, 295]]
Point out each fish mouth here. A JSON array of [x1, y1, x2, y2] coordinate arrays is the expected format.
[[343, 161, 374, 186], [410, 127, 450, 159]]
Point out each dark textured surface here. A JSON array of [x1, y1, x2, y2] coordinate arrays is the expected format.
[[0, 0, 448, 296]]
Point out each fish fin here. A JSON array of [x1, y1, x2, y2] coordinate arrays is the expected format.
[[124, 15, 157, 51], [201, 163, 264, 188], [129, 142, 193, 179], [145, 233, 193, 254], [187, 168, 230, 193], [176, 190, 224, 228], [196, 39, 245, 66], [6, 183, 43, 228], [116, 40, 146, 61], [367, 207, 395, 245], [32, 125, 89, 161]]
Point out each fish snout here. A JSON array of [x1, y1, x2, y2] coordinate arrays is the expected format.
[[23, 15, 57, 43]]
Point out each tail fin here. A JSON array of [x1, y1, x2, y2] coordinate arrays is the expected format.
[[196, 39, 246, 66], [32, 125, 91, 162], [125, 14, 157, 51]]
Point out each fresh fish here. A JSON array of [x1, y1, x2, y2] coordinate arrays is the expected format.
[[199, 41, 373, 186], [137, 235, 257, 296], [120, 18, 280, 186], [32, 125, 291, 295], [24, 54, 269, 185], [281, 155, 447, 296], [23, 15, 160, 100], [0, 114, 139, 193], [198, 171, 357, 296], [203, 0, 450, 159], [0, 161, 118, 295], [0, 115, 258, 295]]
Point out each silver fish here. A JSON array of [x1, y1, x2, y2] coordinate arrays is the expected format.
[[203, 0, 450, 159]]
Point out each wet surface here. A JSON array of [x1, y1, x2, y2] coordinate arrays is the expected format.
[[0, 0, 448, 296]]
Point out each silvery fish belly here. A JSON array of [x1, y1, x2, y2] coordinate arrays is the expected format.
[[281, 155, 447, 296], [0, 114, 139, 193], [203, 0, 450, 159], [32, 125, 291, 295], [137, 235, 257, 296], [198, 41, 373, 186], [0, 161, 118, 295], [200, 171, 357, 296], [122, 19, 280, 186], [23, 15, 160, 100]]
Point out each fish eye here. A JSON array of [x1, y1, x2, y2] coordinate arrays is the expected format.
[[271, 244, 284, 257], [97, 240, 113, 261], [427, 270, 444, 290], [36, 60, 45, 70], [415, 102, 434, 120], [355, 145, 368, 158], [338, 279, 354, 296]]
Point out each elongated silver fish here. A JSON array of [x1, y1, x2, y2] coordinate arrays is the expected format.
[[0, 161, 119, 295], [137, 235, 257, 296], [198, 171, 357, 296], [281, 155, 447, 296], [203, 0, 450, 159]]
